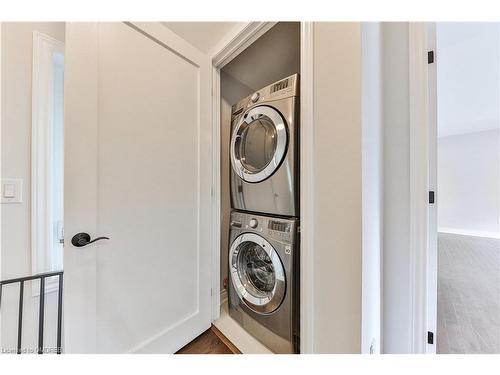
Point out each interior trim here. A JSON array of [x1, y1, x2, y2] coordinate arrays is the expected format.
[[299, 21, 315, 354], [408, 22, 431, 355], [426, 22, 439, 355], [211, 22, 277, 69], [31, 31, 65, 296], [438, 228, 500, 240]]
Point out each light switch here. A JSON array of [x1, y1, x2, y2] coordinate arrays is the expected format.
[[4, 183, 15, 198], [1, 179, 23, 203]]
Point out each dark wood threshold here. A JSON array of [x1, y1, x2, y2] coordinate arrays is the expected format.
[[210, 324, 241, 354], [175, 324, 241, 354]]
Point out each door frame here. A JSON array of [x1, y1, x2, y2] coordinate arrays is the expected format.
[[209, 21, 315, 354], [425, 22, 438, 355], [408, 22, 436, 354]]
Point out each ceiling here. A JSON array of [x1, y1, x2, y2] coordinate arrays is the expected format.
[[437, 22, 500, 138], [162, 22, 244, 54], [222, 22, 300, 91]]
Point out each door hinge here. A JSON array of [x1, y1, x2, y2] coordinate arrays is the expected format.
[[429, 191, 435, 204], [427, 331, 434, 345], [428, 50, 435, 64]]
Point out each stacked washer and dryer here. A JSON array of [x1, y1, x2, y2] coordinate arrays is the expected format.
[[227, 74, 300, 353]]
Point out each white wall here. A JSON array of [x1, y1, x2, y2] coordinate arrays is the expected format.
[[436, 22, 500, 239], [436, 23, 499, 138], [1, 22, 65, 352], [361, 22, 382, 354], [312, 22, 362, 353], [438, 129, 500, 238]]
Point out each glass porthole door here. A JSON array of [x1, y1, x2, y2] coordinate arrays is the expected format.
[[230, 106, 288, 183], [229, 233, 286, 313]]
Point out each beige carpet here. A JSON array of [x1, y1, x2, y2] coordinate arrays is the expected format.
[[437, 233, 500, 354]]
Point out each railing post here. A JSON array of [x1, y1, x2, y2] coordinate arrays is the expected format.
[[17, 280, 24, 354], [57, 273, 63, 354], [1, 271, 63, 354], [38, 277, 46, 354]]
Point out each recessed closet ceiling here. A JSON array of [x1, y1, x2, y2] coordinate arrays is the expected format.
[[162, 22, 244, 54], [222, 22, 300, 91]]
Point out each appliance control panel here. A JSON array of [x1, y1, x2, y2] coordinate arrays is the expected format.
[[231, 73, 299, 117], [230, 211, 298, 245]]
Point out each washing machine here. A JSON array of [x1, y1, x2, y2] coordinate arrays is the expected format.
[[230, 74, 299, 217], [228, 210, 300, 353]]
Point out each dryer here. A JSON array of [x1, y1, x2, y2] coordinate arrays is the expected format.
[[228, 210, 300, 353], [230, 74, 299, 217]]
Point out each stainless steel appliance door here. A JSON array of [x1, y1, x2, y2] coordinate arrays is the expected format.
[[230, 106, 288, 183]]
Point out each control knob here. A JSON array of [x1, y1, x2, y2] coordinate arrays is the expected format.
[[251, 92, 260, 103], [249, 218, 258, 228]]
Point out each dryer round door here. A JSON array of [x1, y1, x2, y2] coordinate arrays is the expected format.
[[230, 105, 288, 183], [229, 232, 286, 314]]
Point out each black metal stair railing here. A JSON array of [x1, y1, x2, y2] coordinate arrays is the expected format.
[[0, 271, 63, 354]]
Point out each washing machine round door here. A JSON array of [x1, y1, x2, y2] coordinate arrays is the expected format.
[[230, 105, 288, 183], [229, 233, 286, 314]]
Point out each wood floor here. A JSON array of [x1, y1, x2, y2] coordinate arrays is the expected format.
[[437, 233, 500, 354], [176, 325, 240, 354]]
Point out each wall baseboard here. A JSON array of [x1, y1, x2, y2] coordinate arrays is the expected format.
[[438, 227, 500, 240]]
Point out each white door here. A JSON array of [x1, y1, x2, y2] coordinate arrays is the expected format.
[[63, 22, 213, 353]]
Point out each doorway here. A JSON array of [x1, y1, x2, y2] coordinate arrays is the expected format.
[[432, 22, 500, 354], [216, 21, 301, 353]]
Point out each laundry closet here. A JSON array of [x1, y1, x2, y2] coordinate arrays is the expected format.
[[217, 22, 301, 353]]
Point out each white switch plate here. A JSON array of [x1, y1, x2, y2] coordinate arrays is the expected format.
[[1, 179, 23, 203], [4, 183, 15, 198]]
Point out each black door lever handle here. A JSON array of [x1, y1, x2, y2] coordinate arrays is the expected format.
[[71, 232, 110, 247]]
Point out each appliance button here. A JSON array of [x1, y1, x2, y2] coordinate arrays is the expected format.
[[249, 218, 258, 228], [251, 92, 260, 103]]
